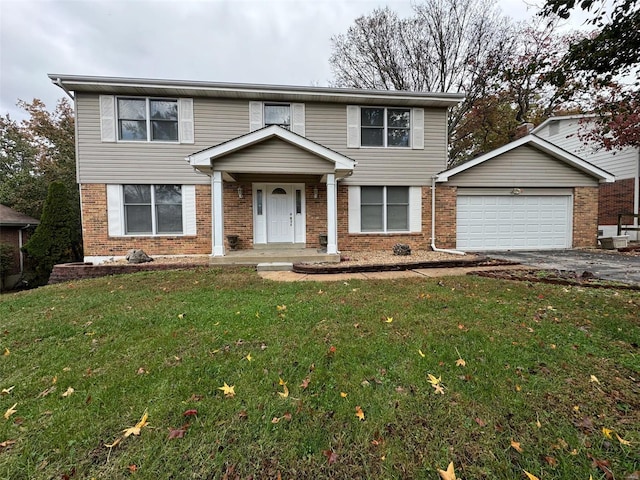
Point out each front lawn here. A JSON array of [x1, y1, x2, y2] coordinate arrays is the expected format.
[[0, 268, 638, 479]]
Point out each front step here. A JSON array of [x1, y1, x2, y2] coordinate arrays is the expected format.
[[256, 262, 293, 272], [209, 249, 340, 266]]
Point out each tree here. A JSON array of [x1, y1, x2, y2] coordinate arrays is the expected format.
[[21, 182, 78, 287], [0, 98, 82, 257], [541, 0, 640, 150], [329, 0, 513, 138]]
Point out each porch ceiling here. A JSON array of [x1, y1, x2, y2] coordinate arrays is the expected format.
[[186, 126, 356, 180]]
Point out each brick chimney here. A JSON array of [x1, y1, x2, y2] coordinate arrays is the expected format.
[[515, 122, 534, 139]]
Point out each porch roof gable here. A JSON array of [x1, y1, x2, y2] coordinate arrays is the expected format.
[[186, 126, 357, 173]]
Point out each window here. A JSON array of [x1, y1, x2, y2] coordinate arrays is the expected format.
[[123, 185, 183, 234], [118, 98, 178, 141], [361, 108, 410, 147], [264, 104, 291, 129], [361, 186, 409, 232]]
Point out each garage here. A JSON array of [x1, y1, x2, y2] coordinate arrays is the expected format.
[[456, 191, 572, 251], [436, 135, 614, 251]]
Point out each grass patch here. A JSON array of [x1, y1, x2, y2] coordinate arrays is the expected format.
[[0, 267, 638, 479]]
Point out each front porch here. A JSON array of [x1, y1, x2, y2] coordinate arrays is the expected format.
[[208, 247, 340, 265]]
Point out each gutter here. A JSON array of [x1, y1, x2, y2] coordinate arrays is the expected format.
[[430, 176, 465, 255], [53, 78, 74, 100]]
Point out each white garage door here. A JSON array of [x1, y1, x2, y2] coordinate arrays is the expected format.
[[457, 195, 572, 251]]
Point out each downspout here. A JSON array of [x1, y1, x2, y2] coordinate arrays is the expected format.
[[635, 150, 640, 241], [431, 176, 465, 255]]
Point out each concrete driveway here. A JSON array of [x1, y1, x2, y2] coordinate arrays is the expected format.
[[484, 249, 640, 286]]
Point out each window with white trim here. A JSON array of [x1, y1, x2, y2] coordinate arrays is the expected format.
[[361, 107, 410, 147], [118, 98, 178, 141], [361, 186, 409, 232], [123, 185, 183, 234], [264, 103, 291, 129]]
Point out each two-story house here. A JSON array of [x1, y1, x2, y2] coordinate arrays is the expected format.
[[533, 115, 640, 241], [50, 75, 614, 261]]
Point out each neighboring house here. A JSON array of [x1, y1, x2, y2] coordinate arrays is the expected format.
[[533, 115, 640, 241], [0, 204, 39, 290], [50, 75, 613, 260]]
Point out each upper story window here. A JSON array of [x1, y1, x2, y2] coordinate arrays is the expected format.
[[264, 104, 291, 129], [117, 98, 178, 142], [361, 107, 410, 147]]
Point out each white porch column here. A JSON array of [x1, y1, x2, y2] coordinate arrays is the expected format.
[[211, 171, 225, 256], [326, 173, 338, 254]]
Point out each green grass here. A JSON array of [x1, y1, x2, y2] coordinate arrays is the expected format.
[[0, 267, 638, 479]]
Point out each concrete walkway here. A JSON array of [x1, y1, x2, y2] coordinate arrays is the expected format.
[[259, 264, 526, 282]]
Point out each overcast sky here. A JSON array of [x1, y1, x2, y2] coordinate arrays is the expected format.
[[0, 0, 588, 121]]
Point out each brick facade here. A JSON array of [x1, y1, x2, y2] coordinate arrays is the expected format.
[[573, 186, 599, 248], [598, 178, 635, 225], [80, 183, 212, 257]]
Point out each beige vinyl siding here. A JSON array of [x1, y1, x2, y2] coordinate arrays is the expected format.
[[76, 94, 249, 184], [305, 103, 447, 185], [213, 138, 333, 174], [448, 145, 598, 187], [537, 119, 638, 179]]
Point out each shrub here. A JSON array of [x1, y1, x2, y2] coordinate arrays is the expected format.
[[0, 242, 15, 280], [22, 182, 78, 286]]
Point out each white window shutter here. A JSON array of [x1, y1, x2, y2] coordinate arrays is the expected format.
[[348, 186, 361, 233], [100, 95, 116, 142], [409, 186, 422, 232], [291, 103, 305, 136], [182, 185, 196, 235], [249, 101, 263, 131], [178, 98, 194, 144], [412, 108, 424, 150], [346, 106, 360, 148], [106, 185, 123, 236]]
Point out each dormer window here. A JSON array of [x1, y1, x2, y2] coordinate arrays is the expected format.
[[264, 103, 291, 129]]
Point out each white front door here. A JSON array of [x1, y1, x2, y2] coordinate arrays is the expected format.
[[267, 186, 294, 243]]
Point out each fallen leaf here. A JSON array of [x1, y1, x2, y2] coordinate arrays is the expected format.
[[183, 409, 198, 417], [616, 432, 632, 446], [104, 437, 121, 449], [245, 353, 252, 362], [218, 382, 235, 398], [278, 378, 289, 398], [3, 348, 9, 356], [602, 427, 614, 439], [168, 424, 189, 439], [515, 384, 522, 392], [510, 439, 523, 453], [523, 471, 540, 480], [3, 403, 17, 420], [61, 387, 75, 397], [590, 375, 600, 384], [276, 305, 287, 311], [384, 316, 393, 323], [438, 461, 457, 480], [474, 417, 486, 427], [178, 313, 185, 320], [123, 410, 149, 437], [328, 345, 336, 355], [271, 416, 281, 424], [455, 358, 466, 367], [136, 367, 147, 375], [340, 392, 348, 398], [300, 377, 310, 389], [128, 464, 138, 473], [432, 383, 445, 394], [589, 454, 614, 480], [536, 414, 542, 428], [418, 349, 426, 358], [544, 455, 558, 466], [427, 374, 442, 386], [322, 449, 338, 465], [238, 409, 248, 420], [0, 439, 16, 449], [355, 405, 365, 421], [1, 386, 14, 396]]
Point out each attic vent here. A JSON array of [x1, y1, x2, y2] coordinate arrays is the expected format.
[[549, 122, 559, 136]]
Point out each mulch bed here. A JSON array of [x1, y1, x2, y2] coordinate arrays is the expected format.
[[292, 256, 518, 274], [468, 268, 640, 291]]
